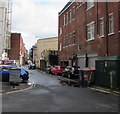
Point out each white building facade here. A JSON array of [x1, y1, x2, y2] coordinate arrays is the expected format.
[[0, 0, 12, 60]]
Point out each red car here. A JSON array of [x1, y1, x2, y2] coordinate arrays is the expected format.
[[51, 65, 65, 75]]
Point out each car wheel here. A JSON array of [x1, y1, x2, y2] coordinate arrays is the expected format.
[[68, 74, 71, 79]]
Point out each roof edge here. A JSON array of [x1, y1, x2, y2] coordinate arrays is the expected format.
[[37, 37, 58, 41], [59, 0, 74, 16]]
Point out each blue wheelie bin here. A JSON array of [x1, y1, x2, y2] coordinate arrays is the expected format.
[[2, 71, 10, 82]]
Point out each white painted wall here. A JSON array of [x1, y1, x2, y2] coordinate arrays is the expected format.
[[0, 1, 12, 60]]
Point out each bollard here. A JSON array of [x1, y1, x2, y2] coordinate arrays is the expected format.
[[110, 72, 113, 89]]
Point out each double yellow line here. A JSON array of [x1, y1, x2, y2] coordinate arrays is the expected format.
[[0, 84, 35, 95], [89, 87, 120, 96], [1, 84, 119, 96]]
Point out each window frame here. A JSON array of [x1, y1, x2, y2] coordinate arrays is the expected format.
[[59, 27, 62, 35], [59, 43, 62, 51], [87, 21, 95, 41], [100, 17, 104, 37], [72, 6, 75, 20], [108, 13, 114, 35], [64, 15, 65, 26], [66, 12, 68, 24]]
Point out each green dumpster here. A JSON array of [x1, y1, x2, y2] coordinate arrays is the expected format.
[[95, 56, 120, 90]]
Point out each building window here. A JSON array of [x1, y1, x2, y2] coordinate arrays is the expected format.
[[72, 7, 75, 19], [77, 45, 81, 50], [87, 22, 95, 40], [66, 12, 68, 24], [100, 17, 104, 37], [108, 13, 114, 34], [76, 3, 79, 9], [70, 9, 72, 22], [64, 15, 65, 26], [72, 31, 76, 44], [59, 27, 62, 35], [87, 0, 94, 10]]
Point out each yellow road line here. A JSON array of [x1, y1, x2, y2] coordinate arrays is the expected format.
[[0, 84, 35, 95], [89, 87, 120, 96]]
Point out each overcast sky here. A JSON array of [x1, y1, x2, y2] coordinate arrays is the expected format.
[[11, 0, 69, 50]]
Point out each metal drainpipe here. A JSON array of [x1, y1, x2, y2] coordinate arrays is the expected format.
[[85, 54, 88, 67], [96, 1, 98, 34], [106, 1, 109, 56]]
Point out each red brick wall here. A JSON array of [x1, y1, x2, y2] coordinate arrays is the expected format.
[[58, 2, 120, 64], [97, 2, 120, 56], [9, 33, 25, 61], [9, 33, 20, 60]]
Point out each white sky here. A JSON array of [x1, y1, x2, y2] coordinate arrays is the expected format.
[[11, 0, 69, 50]]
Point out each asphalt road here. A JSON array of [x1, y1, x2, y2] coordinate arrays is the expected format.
[[2, 68, 119, 112]]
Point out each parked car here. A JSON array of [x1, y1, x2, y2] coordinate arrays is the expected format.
[[62, 66, 80, 79], [51, 65, 65, 75], [46, 65, 54, 74], [0, 65, 29, 82]]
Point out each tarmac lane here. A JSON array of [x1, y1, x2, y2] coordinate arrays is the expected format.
[[1, 69, 119, 112], [2, 82, 119, 112]]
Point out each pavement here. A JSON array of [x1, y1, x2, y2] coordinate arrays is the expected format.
[[0, 81, 35, 95], [57, 77, 120, 96], [89, 85, 120, 96]]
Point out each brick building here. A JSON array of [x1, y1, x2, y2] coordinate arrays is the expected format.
[[58, 1, 120, 68], [8, 33, 26, 65]]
